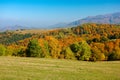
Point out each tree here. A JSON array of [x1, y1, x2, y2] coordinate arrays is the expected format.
[[42, 40, 51, 58], [0, 44, 6, 56], [5, 45, 16, 56], [64, 47, 75, 59], [60, 47, 75, 59], [91, 46, 105, 61], [26, 39, 42, 57], [70, 41, 91, 61], [45, 36, 61, 58], [108, 47, 120, 60], [90, 43, 106, 61], [17, 46, 26, 57]]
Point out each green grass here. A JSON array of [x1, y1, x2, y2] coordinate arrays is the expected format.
[[0, 57, 120, 80]]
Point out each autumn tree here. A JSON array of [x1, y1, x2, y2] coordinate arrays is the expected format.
[[108, 50, 120, 60], [17, 46, 26, 57], [40, 40, 51, 58], [91, 46, 105, 61], [44, 36, 61, 58], [108, 39, 120, 60], [5, 45, 16, 56], [90, 43, 106, 61]]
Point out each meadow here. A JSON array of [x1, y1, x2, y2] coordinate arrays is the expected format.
[[0, 56, 120, 80]]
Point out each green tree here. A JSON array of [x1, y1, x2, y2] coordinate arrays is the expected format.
[[70, 41, 91, 61], [0, 44, 6, 56], [26, 39, 42, 57], [61, 47, 75, 59], [43, 40, 51, 58]]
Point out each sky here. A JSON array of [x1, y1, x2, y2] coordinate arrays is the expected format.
[[0, 0, 120, 28]]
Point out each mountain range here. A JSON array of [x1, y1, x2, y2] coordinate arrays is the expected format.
[[0, 25, 34, 32], [50, 12, 120, 28], [67, 12, 120, 27], [0, 12, 120, 31]]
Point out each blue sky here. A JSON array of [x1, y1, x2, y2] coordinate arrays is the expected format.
[[0, 0, 120, 27]]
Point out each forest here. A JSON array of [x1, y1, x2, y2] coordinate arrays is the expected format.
[[0, 23, 120, 61]]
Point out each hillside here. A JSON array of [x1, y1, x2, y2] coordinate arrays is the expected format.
[[0, 23, 120, 61]]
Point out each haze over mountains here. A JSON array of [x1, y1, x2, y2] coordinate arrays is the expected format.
[[0, 25, 30, 31], [50, 12, 120, 28], [68, 12, 120, 26], [0, 12, 120, 31]]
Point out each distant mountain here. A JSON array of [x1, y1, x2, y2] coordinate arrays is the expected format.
[[0, 25, 34, 32], [68, 12, 120, 26], [1, 12, 120, 31], [49, 12, 120, 28]]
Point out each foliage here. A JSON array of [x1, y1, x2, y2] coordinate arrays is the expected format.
[[0, 23, 120, 61], [0, 32, 32, 45], [17, 47, 26, 57], [0, 44, 6, 56], [108, 49, 120, 60], [42, 40, 51, 58], [60, 47, 75, 59], [70, 41, 91, 61], [26, 39, 42, 57], [91, 46, 105, 61], [5, 46, 15, 56]]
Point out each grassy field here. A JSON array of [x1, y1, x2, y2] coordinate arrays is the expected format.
[[0, 57, 120, 80]]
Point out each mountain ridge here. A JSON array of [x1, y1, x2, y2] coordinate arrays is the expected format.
[[68, 12, 120, 26], [0, 12, 120, 31]]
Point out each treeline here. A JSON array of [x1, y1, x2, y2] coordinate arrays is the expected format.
[[0, 31, 32, 45], [0, 23, 120, 61]]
